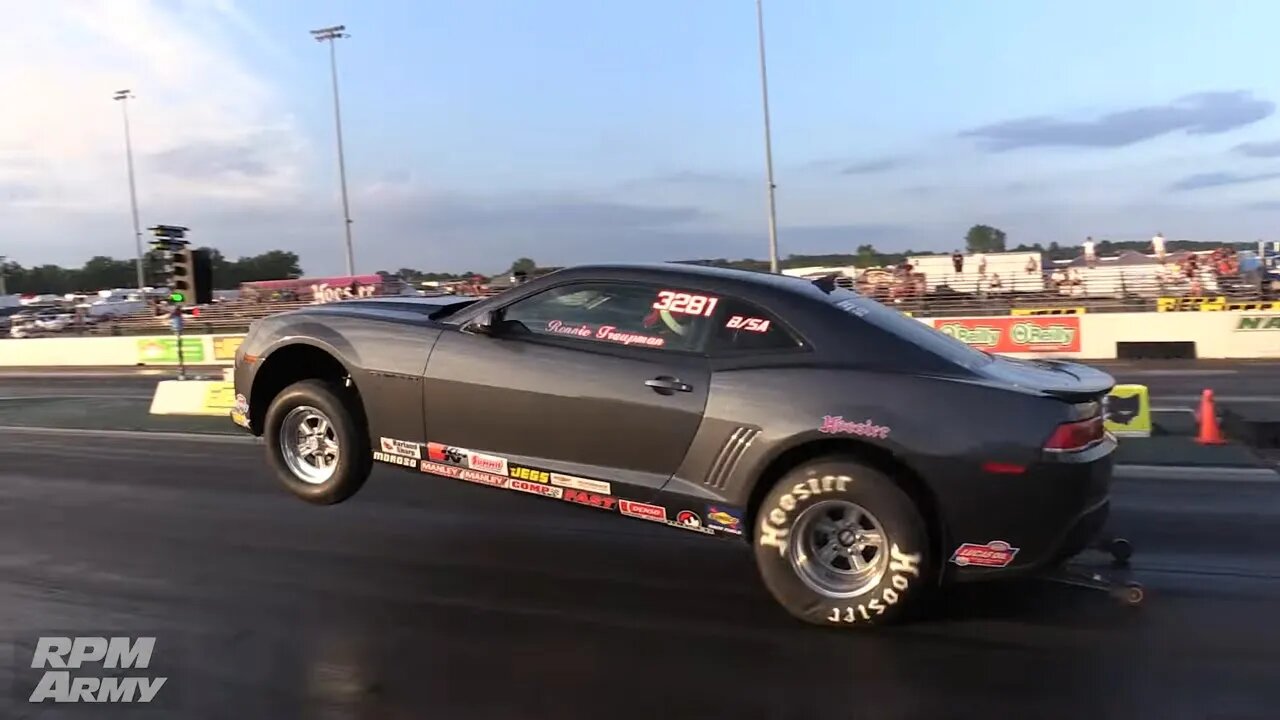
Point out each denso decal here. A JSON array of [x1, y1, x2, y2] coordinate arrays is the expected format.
[[618, 500, 667, 522], [705, 506, 744, 535], [425, 443, 467, 466], [373, 451, 417, 468], [819, 416, 891, 439], [550, 473, 612, 495], [951, 541, 1019, 568], [466, 451, 508, 476], [509, 478, 563, 498], [509, 465, 550, 483], [563, 489, 617, 510], [379, 437, 422, 459]]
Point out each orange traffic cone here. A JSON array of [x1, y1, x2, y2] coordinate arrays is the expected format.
[[1197, 389, 1226, 445]]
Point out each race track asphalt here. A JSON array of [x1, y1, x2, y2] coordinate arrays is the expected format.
[[1, 425, 1279, 717]]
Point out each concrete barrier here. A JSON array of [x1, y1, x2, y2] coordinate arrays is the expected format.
[[0, 333, 245, 367], [149, 379, 237, 416]]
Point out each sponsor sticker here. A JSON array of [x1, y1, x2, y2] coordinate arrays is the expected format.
[[509, 478, 563, 498], [425, 442, 468, 466], [705, 505, 744, 535], [420, 460, 463, 478], [550, 473, 612, 495], [562, 489, 617, 510], [379, 437, 422, 459], [950, 540, 1019, 568], [619, 500, 667, 523], [509, 465, 550, 483], [373, 451, 417, 468], [230, 393, 250, 428], [819, 416, 891, 439], [421, 461, 510, 489], [931, 316, 1081, 353], [466, 451, 508, 476], [668, 510, 713, 534]]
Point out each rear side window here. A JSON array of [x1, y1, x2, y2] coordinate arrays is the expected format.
[[705, 298, 800, 353], [824, 289, 993, 370]]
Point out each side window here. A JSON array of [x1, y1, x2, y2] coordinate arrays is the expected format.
[[705, 298, 800, 353], [500, 282, 720, 353]]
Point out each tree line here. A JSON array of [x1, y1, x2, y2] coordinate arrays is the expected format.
[[0, 249, 303, 295]]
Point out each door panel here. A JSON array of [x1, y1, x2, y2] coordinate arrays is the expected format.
[[422, 329, 710, 492]]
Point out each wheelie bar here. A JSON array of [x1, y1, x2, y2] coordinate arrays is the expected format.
[[1038, 535, 1145, 607]]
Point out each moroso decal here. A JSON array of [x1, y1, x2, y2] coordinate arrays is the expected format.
[[563, 489, 617, 510], [466, 451, 508, 476], [425, 442, 467, 467], [509, 478, 562, 498], [705, 506, 744, 535], [379, 437, 421, 459], [951, 540, 1019, 568], [509, 465, 550, 483], [550, 473, 611, 495], [373, 451, 417, 468], [619, 500, 667, 523], [420, 461, 509, 489]]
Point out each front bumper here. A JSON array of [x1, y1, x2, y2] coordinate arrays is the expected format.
[[935, 437, 1116, 582]]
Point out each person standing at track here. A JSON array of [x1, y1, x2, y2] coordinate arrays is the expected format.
[[1084, 236, 1097, 267], [1152, 232, 1167, 263]]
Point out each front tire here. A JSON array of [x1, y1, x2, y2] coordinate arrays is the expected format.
[[753, 457, 933, 627], [264, 379, 372, 505]]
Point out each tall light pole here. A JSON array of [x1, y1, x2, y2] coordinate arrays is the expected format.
[[311, 24, 356, 276], [755, 0, 780, 273], [113, 89, 147, 289]]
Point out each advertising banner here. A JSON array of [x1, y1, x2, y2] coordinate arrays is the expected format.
[[931, 316, 1081, 353], [212, 335, 244, 361], [136, 338, 206, 364]]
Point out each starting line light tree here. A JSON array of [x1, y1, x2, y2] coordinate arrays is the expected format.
[[147, 225, 211, 305]]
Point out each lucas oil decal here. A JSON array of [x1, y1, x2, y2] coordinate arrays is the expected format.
[[950, 541, 1019, 568]]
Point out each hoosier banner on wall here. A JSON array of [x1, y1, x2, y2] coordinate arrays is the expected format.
[[930, 316, 1082, 353]]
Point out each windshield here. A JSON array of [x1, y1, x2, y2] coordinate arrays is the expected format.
[[822, 288, 993, 370]]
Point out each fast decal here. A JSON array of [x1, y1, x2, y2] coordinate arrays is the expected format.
[[509, 478, 563, 498], [546, 320, 666, 348], [550, 473, 612, 495], [373, 451, 417, 468], [562, 489, 618, 510], [618, 499, 667, 523], [669, 510, 714, 535], [509, 465, 550, 483], [819, 416, 891, 440], [466, 451, 509, 476], [705, 506, 744, 535], [726, 315, 772, 333], [425, 443, 467, 467], [652, 290, 720, 317], [420, 461, 509, 489], [950, 540, 1019, 568], [825, 545, 922, 624], [379, 437, 422, 459]]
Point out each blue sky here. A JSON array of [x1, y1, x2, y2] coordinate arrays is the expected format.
[[6, 0, 1280, 275]]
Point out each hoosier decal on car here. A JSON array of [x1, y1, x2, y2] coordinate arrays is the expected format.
[[373, 451, 417, 468], [465, 450, 508, 476], [562, 489, 617, 510], [669, 510, 714, 535], [705, 505, 744, 535], [950, 540, 1019, 568], [550, 473, 611, 495], [618, 500, 667, 523], [508, 478, 563, 498], [818, 416, 891, 439], [425, 443, 467, 467], [379, 437, 422, 459], [420, 461, 510, 489]]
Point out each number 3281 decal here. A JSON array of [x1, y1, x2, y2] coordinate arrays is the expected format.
[[653, 290, 719, 316]]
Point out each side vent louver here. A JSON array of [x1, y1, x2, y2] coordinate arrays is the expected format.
[[704, 427, 760, 489]]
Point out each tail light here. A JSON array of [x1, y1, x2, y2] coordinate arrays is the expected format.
[[1043, 415, 1106, 453]]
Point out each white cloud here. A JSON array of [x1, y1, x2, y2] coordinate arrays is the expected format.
[[0, 0, 307, 218]]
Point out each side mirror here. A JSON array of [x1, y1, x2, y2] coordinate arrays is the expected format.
[[465, 310, 496, 335]]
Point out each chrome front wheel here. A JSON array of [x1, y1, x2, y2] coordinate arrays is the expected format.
[[279, 405, 340, 485], [788, 499, 889, 599]]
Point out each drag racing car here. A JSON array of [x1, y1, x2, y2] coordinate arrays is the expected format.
[[229, 262, 1127, 627]]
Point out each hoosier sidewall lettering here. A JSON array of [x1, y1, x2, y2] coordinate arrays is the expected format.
[[754, 465, 930, 626]]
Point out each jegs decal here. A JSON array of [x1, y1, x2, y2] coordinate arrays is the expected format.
[[950, 540, 1019, 568], [726, 315, 771, 333], [509, 465, 551, 483], [819, 415, 892, 440], [652, 290, 720, 317]]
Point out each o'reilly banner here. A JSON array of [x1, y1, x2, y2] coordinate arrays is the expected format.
[[1235, 315, 1280, 331]]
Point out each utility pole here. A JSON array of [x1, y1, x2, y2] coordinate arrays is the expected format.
[[310, 25, 356, 276], [113, 89, 147, 289], [0, 255, 7, 296], [755, 0, 780, 274]]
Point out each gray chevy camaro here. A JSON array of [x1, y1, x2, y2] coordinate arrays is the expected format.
[[230, 262, 1133, 627]]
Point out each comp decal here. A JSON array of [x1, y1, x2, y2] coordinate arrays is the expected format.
[[726, 315, 771, 333], [509, 478, 563, 499], [379, 437, 422, 459], [373, 451, 417, 468], [950, 541, 1019, 568], [818, 416, 891, 439], [705, 505, 744, 535]]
